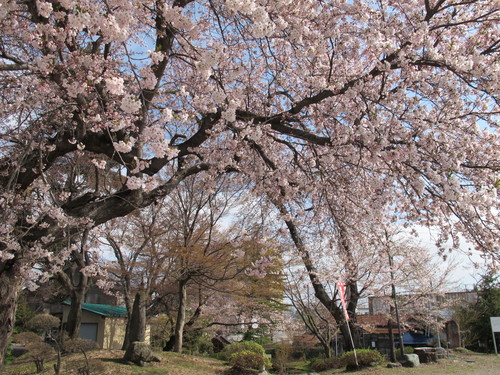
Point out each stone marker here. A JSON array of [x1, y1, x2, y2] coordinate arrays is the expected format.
[[123, 341, 160, 366], [402, 353, 420, 367]]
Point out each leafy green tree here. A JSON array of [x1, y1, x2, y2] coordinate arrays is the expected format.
[[14, 293, 35, 334], [454, 274, 500, 352]]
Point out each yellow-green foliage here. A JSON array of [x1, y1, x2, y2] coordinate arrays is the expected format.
[[309, 357, 342, 372], [340, 349, 384, 368], [230, 350, 271, 370], [218, 341, 266, 361]]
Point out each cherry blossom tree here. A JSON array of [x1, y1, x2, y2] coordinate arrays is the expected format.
[[279, 193, 457, 350], [101, 174, 282, 353], [0, 0, 498, 368], [285, 273, 339, 358]]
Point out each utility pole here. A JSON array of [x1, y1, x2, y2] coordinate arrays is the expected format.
[[388, 253, 405, 358], [384, 230, 405, 358]]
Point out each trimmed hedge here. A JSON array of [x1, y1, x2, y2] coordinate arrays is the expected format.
[[230, 350, 267, 370], [218, 341, 266, 361], [309, 357, 342, 372], [340, 349, 384, 368]]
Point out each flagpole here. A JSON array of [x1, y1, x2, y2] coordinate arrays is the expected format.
[[345, 319, 358, 367], [338, 281, 358, 368]]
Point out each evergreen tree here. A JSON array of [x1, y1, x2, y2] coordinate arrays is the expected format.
[[454, 274, 500, 352]]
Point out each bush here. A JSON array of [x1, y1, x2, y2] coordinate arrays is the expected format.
[[62, 337, 97, 354], [13, 332, 55, 373], [340, 349, 384, 368], [15, 341, 55, 373], [242, 328, 272, 345], [218, 341, 266, 361], [395, 346, 414, 360], [309, 357, 342, 372], [26, 314, 60, 332], [13, 331, 42, 345], [184, 331, 214, 355], [4, 345, 16, 366], [405, 346, 414, 354], [29, 342, 55, 373], [14, 294, 35, 333], [230, 350, 268, 371]]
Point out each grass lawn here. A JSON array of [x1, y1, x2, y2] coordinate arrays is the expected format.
[[3, 350, 228, 375], [318, 351, 500, 375], [3, 349, 500, 375]]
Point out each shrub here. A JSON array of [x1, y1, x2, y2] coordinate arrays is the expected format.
[[15, 321, 59, 374], [62, 337, 97, 354], [309, 357, 342, 372], [14, 295, 35, 333], [13, 331, 42, 345], [184, 331, 214, 355], [14, 340, 55, 373], [218, 341, 266, 361], [230, 350, 268, 371], [26, 314, 60, 332], [28, 342, 56, 373], [242, 328, 272, 345], [4, 345, 16, 366], [340, 349, 384, 368], [396, 346, 414, 360]]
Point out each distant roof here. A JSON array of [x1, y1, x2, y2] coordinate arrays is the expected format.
[[62, 301, 127, 318], [358, 314, 391, 326]]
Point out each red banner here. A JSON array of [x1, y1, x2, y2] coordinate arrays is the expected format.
[[337, 281, 350, 321]]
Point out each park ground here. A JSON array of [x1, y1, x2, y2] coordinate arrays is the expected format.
[[3, 349, 500, 375]]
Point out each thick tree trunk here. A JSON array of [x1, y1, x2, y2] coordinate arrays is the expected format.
[[281, 214, 360, 351], [164, 300, 202, 351], [173, 279, 188, 353], [338, 320, 359, 352], [127, 292, 146, 344], [65, 288, 85, 339], [121, 310, 132, 350], [58, 230, 91, 340], [0, 265, 24, 373], [121, 291, 133, 350]]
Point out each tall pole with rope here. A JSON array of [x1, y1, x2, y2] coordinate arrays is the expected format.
[[338, 281, 358, 367]]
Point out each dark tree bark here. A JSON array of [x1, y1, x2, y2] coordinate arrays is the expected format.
[[280, 208, 361, 351], [57, 230, 91, 339], [119, 272, 134, 350], [127, 291, 147, 344], [173, 278, 188, 353], [163, 297, 203, 351], [121, 305, 133, 350], [0, 262, 23, 373], [65, 290, 85, 339]]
